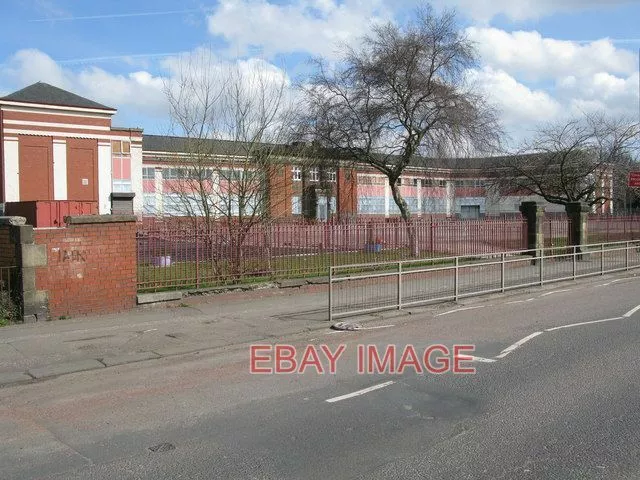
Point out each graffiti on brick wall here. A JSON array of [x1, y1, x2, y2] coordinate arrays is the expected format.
[[52, 248, 87, 262]]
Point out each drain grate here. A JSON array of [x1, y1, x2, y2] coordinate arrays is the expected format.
[[148, 442, 175, 453]]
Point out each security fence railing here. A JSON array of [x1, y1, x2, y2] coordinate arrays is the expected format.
[[136, 217, 527, 292], [0, 265, 16, 293], [328, 240, 640, 320]]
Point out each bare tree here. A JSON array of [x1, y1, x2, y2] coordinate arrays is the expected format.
[[162, 51, 298, 278], [492, 112, 640, 210], [298, 5, 501, 227]]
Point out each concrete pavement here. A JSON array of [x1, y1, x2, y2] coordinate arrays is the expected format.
[[0, 273, 639, 479], [0, 284, 333, 384], [1, 268, 638, 387]]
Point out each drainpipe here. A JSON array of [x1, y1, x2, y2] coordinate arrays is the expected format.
[[0, 106, 5, 205]]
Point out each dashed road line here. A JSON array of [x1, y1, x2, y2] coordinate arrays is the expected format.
[[325, 381, 396, 403], [504, 298, 535, 305], [595, 279, 625, 288], [436, 306, 485, 317], [624, 304, 640, 318], [467, 356, 497, 363], [544, 304, 640, 332], [540, 289, 572, 297], [495, 332, 543, 359], [546, 317, 624, 332]]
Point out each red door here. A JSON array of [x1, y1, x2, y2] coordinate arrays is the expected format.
[[67, 138, 98, 201], [19, 136, 53, 201]]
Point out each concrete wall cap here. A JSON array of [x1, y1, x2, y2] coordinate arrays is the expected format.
[[0, 216, 27, 226], [565, 202, 591, 214], [63, 214, 137, 224]]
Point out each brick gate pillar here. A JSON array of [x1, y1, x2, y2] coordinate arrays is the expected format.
[[565, 202, 590, 252], [519, 201, 545, 260], [0, 216, 48, 323]]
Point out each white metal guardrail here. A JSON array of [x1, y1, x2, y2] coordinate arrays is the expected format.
[[328, 241, 640, 321]]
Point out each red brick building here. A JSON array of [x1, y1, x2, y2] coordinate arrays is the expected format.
[[1, 83, 615, 221], [0, 82, 143, 215]]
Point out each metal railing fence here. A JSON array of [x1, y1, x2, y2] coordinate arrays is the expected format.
[[137, 217, 527, 291], [328, 240, 640, 320], [0, 266, 16, 294]]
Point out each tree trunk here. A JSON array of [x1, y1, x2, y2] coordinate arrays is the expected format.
[[390, 180, 419, 257]]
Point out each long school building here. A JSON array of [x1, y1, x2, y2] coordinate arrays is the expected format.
[[1, 83, 614, 221]]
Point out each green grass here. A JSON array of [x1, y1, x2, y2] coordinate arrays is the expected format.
[[0, 292, 18, 327], [136, 248, 456, 292], [137, 248, 505, 292]]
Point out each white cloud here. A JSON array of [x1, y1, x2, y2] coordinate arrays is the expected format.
[[2, 49, 167, 118], [558, 71, 640, 117], [1, 13, 637, 145], [207, 0, 393, 58], [463, 27, 640, 141], [5, 49, 67, 88], [466, 27, 637, 81], [467, 67, 561, 136], [0, 48, 293, 131], [434, 0, 633, 23]]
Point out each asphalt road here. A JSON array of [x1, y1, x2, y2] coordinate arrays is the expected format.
[[1, 274, 639, 479]]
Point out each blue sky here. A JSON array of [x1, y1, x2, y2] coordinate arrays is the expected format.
[[1, 0, 639, 142]]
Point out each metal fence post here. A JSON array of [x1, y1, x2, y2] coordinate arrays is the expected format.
[[539, 249, 544, 286], [328, 266, 333, 322], [600, 243, 604, 275], [501, 253, 505, 293], [572, 245, 577, 280], [454, 257, 459, 301], [626, 241, 630, 271], [195, 224, 200, 289], [397, 262, 403, 310]]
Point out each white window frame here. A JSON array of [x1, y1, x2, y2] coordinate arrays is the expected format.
[[142, 167, 155, 180], [292, 196, 302, 215]]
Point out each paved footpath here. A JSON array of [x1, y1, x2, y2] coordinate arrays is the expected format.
[[2, 253, 638, 387], [0, 285, 338, 386]]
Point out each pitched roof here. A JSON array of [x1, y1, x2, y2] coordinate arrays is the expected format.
[[142, 134, 276, 156], [0, 82, 115, 111], [141, 133, 529, 172]]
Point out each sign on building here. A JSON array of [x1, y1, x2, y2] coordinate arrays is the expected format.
[[629, 172, 640, 188]]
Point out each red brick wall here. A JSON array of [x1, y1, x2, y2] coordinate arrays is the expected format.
[[337, 167, 357, 216], [34, 221, 136, 317], [269, 164, 294, 218]]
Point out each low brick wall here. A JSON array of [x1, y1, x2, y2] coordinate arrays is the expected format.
[[33, 216, 137, 318]]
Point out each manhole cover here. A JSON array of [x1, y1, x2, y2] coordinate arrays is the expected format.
[[148, 442, 175, 453], [331, 322, 362, 331]]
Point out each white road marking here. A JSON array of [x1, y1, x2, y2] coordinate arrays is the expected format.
[[540, 289, 572, 297], [495, 332, 543, 359], [325, 381, 396, 403], [505, 298, 535, 305], [595, 279, 624, 288], [436, 306, 484, 317], [624, 304, 640, 318], [546, 317, 624, 332], [467, 356, 497, 363]]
